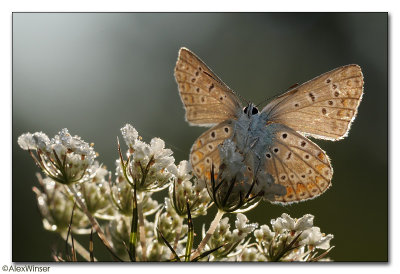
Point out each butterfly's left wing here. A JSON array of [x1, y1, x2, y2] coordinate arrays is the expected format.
[[190, 120, 234, 180], [262, 65, 364, 140], [175, 48, 242, 127]]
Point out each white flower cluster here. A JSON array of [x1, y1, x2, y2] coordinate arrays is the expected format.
[[18, 129, 97, 184], [120, 124, 175, 192], [168, 160, 211, 217], [202, 213, 258, 261], [32, 176, 90, 234], [156, 198, 188, 247], [18, 126, 335, 262], [110, 162, 161, 217], [74, 162, 116, 220], [250, 213, 334, 261]]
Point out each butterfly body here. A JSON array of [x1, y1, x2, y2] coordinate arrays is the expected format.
[[175, 47, 363, 204]]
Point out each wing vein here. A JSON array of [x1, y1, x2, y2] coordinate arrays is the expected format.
[[274, 140, 330, 182]]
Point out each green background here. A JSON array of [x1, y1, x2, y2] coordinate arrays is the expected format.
[[12, 13, 388, 262]]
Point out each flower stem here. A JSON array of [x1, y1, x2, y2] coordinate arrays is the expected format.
[[171, 220, 182, 259], [137, 198, 147, 261], [60, 231, 97, 262], [67, 185, 122, 261], [129, 184, 138, 261], [191, 209, 224, 260]]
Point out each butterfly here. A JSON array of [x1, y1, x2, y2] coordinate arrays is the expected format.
[[174, 47, 363, 204]]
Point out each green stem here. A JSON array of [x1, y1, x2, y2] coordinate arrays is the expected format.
[[129, 184, 138, 261], [137, 197, 147, 261], [185, 204, 194, 262], [60, 231, 97, 262]]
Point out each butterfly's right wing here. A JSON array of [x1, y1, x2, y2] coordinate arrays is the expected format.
[[262, 123, 333, 204], [175, 48, 242, 127], [262, 65, 364, 140]]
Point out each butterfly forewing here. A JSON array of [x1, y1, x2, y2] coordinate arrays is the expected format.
[[175, 48, 242, 126], [264, 124, 332, 204], [262, 65, 364, 140]]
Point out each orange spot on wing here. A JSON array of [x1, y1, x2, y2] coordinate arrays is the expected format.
[[285, 186, 295, 200], [315, 164, 326, 173], [318, 153, 325, 161], [306, 182, 316, 191], [286, 186, 294, 195], [194, 151, 204, 159], [196, 139, 203, 148], [296, 183, 307, 196]]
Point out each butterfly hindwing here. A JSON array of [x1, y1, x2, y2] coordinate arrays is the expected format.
[[175, 48, 242, 126], [190, 120, 234, 181], [263, 123, 332, 204], [262, 65, 363, 140]]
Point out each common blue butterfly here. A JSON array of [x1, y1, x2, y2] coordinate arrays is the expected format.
[[175, 48, 363, 204]]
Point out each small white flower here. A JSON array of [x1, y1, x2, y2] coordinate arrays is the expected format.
[[254, 224, 275, 243], [18, 132, 35, 150], [32, 132, 50, 151], [120, 124, 139, 148], [52, 143, 67, 158], [150, 138, 166, 156], [240, 247, 267, 261], [315, 234, 334, 250], [51, 128, 96, 160], [270, 213, 314, 233], [271, 213, 295, 233], [300, 226, 334, 250], [18, 132, 50, 151], [132, 140, 150, 161], [235, 213, 258, 235], [294, 214, 314, 231], [219, 217, 230, 232], [170, 160, 192, 182]]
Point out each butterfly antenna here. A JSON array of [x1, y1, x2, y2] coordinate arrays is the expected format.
[[255, 96, 274, 109], [235, 91, 250, 106]]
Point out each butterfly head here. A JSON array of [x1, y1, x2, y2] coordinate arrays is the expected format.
[[243, 103, 259, 118]]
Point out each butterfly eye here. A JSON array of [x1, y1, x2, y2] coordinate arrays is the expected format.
[[243, 106, 259, 115]]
